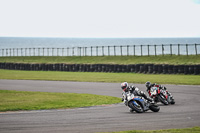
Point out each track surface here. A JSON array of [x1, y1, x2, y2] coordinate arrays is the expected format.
[[0, 80, 200, 133]]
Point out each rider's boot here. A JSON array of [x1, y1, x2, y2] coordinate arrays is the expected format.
[[129, 108, 134, 113], [147, 97, 155, 104]]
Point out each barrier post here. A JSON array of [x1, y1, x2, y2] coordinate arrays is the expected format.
[[108, 46, 110, 56], [162, 44, 164, 56], [91, 46, 92, 56], [120, 46, 122, 56], [195, 44, 197, 55], [178, 44, 180, 56], [127, 45, 129, 56], [186, 44, 188, 56], [102, 46, 104, 56], [170, 44, 172, 56], [114, 46, 116, 56]]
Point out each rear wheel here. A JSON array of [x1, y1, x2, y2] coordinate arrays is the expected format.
[[128, 100, 144, 113]]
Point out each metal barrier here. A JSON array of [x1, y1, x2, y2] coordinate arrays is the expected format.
[[0, 44, 199, 56]]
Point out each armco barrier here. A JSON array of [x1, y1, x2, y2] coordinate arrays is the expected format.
[[0, 63, 199, 75]]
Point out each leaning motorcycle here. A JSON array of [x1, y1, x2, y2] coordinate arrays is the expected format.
[[123, 93, 160, 113], [148, 86, 175, 105]]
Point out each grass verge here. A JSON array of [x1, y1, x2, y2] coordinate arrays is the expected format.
[[0, 90, 121, 112], [0, 69, 200, 85], [101, 127, 200, 133], [0, 55, 200, 65]]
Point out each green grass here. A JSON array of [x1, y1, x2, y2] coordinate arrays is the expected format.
[[0, 69, 200, 85], [101, 127, 200, 133], [0, 90, 121, 112], [0, 55, 200, 65]]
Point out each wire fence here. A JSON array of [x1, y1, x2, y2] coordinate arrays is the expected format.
[[0, 44, 199, 57]]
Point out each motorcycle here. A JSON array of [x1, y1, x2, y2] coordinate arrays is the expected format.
[[148, 86, 175, 105], [123, 93, 160, 113]]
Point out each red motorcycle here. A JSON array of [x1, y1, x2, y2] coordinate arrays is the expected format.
[[148, 85, 175, 105]]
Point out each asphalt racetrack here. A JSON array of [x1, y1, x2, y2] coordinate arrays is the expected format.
[[0, 80, 200, 133]]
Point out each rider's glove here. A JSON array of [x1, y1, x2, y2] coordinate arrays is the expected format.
[[124, 100, 128, 106], [121, 98, 124, 101]]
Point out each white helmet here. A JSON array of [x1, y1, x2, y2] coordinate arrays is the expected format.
[[121, 82, 128, 91]]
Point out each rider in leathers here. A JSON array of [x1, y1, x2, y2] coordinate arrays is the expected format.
[[145, 81, 169, 96], [121, 82, 153, 107], [145, 81, 167, 92]]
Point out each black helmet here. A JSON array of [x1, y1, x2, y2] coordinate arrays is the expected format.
[[121, 82, 128, 92], [145, 81, 151, 88]]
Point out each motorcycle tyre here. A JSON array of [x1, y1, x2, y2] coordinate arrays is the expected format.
[[128, 101, 144, 113], [170, 99, 175, 105], [149, 104, 160, 112], [159, 94, 169, 105]]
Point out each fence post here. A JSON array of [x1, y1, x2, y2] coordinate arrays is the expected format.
[[154, 45, 157, 56], [21, 48, 23, 56], [162, 44, 164, 56], [102, 46, 104, 56], [96, 46, 98, 56], [108, 46, 110, 56], [120, 46, 122, 56], [127, 45, 129, 56], [195, 44, 197, 55], [147, 45, 149, 56], [141, 45, 142, 56], [91, 46, 92, 56], [133, 45, 135, 56], [170, 44, 172, 56], [178, 44, 180, 56], [186, 44, 188, 56], [114, 46, 116, 56]]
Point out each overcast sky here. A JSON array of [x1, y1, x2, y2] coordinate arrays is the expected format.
[[0, 0, 200, 38]]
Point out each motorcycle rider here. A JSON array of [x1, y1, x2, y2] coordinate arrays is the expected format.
[[121, 82, 154, 107], [145, 81, 172, 99], [145, 81, 167, 92]]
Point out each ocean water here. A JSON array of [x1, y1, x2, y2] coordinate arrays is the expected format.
[[0, 37, 200, 48], [0, 37, 199, 56]]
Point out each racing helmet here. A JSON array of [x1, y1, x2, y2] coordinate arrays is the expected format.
[[121, 82, 128, 92], [145, 81, 151, 88]]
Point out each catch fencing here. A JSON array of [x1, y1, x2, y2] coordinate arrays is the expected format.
[[0, 44, 199, 56]]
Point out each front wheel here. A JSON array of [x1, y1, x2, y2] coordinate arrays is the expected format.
[[128, 100, 144, 113], [170, 99, 175, 104], [158, 94, 169, 105], [149, 104, 160, 112]]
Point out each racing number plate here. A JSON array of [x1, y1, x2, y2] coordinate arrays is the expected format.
[[150, 87, 157, 95]]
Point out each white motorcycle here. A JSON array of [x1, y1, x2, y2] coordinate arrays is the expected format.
[[122, 92, 160, 113]]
